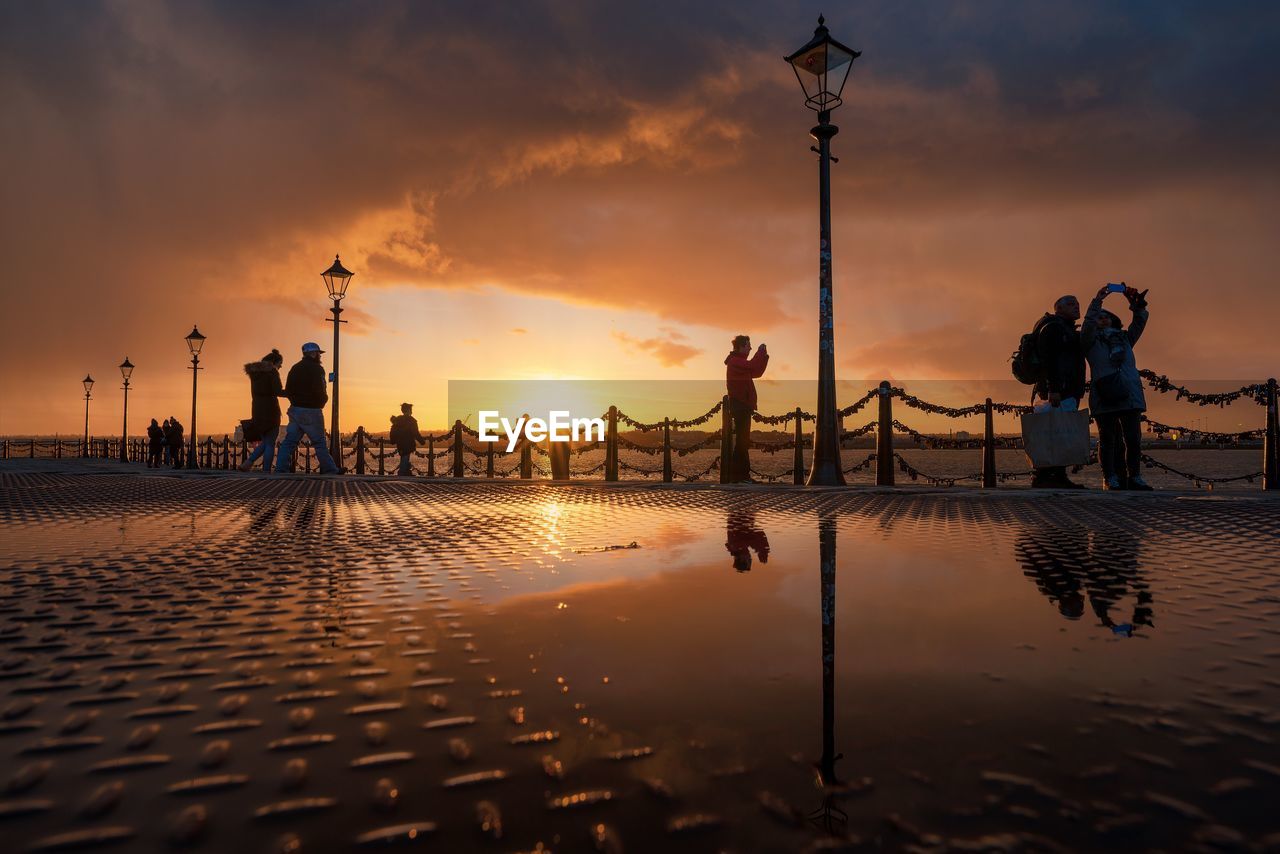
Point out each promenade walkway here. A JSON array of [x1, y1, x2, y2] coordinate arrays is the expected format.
[[1, 465, 1277, 851]]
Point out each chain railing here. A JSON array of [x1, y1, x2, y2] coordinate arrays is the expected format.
[[7, 376, 1275, 490]]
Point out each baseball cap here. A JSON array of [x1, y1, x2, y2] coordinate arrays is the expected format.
[[302, 342, 324, 354]]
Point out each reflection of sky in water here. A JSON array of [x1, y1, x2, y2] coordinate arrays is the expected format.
[[2, 483, 1277, 849]]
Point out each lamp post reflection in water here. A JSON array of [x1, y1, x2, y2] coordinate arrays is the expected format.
[[810, 512, 849, 833]]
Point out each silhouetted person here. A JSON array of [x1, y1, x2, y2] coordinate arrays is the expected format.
[[1081, 285, 1152, 491], [1016, 528, 1152, 637], [725, 509, 770, 572], [389, 402, 425, 476], [239, 349, 286, 472], [161, 419, 173, 466], [724, 334, 768, 483], [1030, 295, 1087, 489], [275, 342, 339, 474], [146, 419, 164, 468], [167, 416, 185, 468]]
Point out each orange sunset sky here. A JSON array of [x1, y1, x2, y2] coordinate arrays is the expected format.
[[1, 1, 1277, 435]]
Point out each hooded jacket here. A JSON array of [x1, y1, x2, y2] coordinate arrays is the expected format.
[[389, 413, 425, 453], [1080, 297, 1149, 416], [283, 357, 328, 409], [725, 349, 769, 411], [244, 361, 285, 432]]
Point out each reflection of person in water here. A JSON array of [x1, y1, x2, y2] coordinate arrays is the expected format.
[[1016, 528, 1153, 636], [725, 510, 770, 572]]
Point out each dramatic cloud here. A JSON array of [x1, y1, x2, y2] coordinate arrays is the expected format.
[[2, 0, 1277, 433]]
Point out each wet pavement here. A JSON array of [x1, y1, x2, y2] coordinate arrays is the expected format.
[[1, 466, 1279, 852]]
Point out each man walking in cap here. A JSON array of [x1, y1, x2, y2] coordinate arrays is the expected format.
[[389, 402, 426, 476], [274, 342, 340, 474]]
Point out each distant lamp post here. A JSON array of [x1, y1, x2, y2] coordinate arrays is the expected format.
[[185, 326, 205, 469], [118, 357, 134, 463], [82, 374, 95, 456], [322, 254, 354, 473], [785, 15, 860, 486]]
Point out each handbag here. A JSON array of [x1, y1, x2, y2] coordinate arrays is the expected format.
[[240, 418, 263, 443], [1092, 370, 1128, 407]]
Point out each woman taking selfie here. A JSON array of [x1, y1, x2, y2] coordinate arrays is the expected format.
[[1081, 283, 1152, 491]]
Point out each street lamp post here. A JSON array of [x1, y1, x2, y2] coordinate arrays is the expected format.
[[82, 374, 95, 456], [322, 255, 354, 473], [785, 16, 860, 486], [119, 358, 134, 462], [185, 326, 205, 469]]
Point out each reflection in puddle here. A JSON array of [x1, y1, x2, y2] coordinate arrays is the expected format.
[[1, 477, 1277, 851]]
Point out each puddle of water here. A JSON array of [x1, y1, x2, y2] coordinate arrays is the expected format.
[[1, 479, 1277, 851]]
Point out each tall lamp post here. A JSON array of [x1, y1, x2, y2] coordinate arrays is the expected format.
[[185, 326, 205, 469], [785, 16, 860, 486], [82, 374, 95, 456], [119, 358, 134, 462], [322, 255, 354, 472]]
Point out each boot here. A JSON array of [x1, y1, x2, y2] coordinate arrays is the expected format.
[[1103, 474, 1123, 491], [1127, 475, 1153, 491]]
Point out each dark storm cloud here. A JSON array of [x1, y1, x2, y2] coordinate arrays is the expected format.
[[2, 0, 1278, 431]]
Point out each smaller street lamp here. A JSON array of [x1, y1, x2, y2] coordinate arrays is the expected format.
[[119, 357, 134, 462], [323, 254, 354, 472], [185, 326, 205, 469], [82, 374, 95, 456]]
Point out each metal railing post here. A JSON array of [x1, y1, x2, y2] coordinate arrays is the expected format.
[[378, 437, 386, 476], [520, 441, 532, 479], [604, 406, 619, 481], [982, 398, 996, 489], [876, 381, 894, 486], [452, 420, 464, 478], [427, 435, 435, 478], [1265, 377, 1278, 491], [662, 417, 673, 483], [719, 395, 732, 484], [793, 407, 804, 485], [222, 435, 229, 470], [355, 427, 366, 475], [486, 441, 495, 478], [305, 443, 313, 474]]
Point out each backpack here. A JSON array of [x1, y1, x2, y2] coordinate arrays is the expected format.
[[1011, 315, 1054, 385]]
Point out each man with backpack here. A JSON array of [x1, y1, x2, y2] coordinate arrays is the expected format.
[[389, 402, 426, 476], [1013, 295, 1087, 488]]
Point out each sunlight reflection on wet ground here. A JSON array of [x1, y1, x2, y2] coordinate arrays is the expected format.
[[1, 474, 1278, 852]]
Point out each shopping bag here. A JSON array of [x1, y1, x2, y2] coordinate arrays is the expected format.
[[1021, 408, 1091, 468]]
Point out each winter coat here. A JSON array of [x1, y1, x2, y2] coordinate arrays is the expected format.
[[244, 361, 285, 433], [167, 421, 184, 447], [282, 358, 328, 409], [1081, 298, 1149, 416], [725, 349, 769, 411], [389, 413, 425, 453], [1034, 314, 1086, 402], [147, 423, 164, 448]]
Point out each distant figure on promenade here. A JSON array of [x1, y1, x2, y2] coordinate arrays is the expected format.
[[724, 334, 768, 483], [161, 419, 173, 465], [725, 509, 770, 572], [1081, 284, 1152, 491], [239, 349, 286, 473], [1031, 296, 1086, 489], [167, 416, 185, 468], [146, 418, 164, 468], [389, 402, 426, 476], [274, 342, 340, 474]]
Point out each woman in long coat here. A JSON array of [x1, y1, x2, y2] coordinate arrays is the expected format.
[[239, 349, 285, 472]]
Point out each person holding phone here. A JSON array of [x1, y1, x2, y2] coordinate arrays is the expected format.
[[724, 335, 769, 483], [1081, 282, 1152, 490]]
